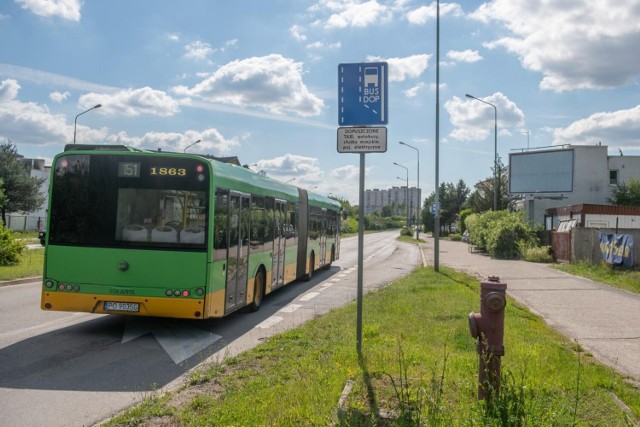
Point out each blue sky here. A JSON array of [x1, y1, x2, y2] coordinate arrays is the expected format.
[[1, 0, 639, 203]]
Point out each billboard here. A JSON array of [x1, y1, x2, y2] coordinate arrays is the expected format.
[[509, 149, 574, 194]]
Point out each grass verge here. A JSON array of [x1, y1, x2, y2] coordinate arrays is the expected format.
[[553, 261, 640, 295], [104, 267, 640, 426], [0, 248, 43, 281]]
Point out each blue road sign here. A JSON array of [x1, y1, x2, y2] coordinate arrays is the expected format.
[[338, 62, 388, 126]]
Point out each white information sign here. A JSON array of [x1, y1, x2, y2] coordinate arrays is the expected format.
[[337, 127, 387, 153]]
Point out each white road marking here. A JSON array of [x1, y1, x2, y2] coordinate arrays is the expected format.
[[255, 316, 284, 329], [278, 304, 301, 313], [299, 292, 320, 302]]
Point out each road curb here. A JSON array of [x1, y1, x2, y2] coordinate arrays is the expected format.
[[0, 276, 42, 287]]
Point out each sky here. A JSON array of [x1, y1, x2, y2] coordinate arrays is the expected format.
[[1, 0, 640, 204]]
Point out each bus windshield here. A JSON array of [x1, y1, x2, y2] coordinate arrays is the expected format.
[[48, 153, 209, 250]]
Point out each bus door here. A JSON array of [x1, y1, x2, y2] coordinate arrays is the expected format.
[[272, 199, 286, 288], [319, 208, 327, 267], [226, 192, 250, 312]]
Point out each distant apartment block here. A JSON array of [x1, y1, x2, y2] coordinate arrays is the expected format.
[[364, 186, 422, 223]]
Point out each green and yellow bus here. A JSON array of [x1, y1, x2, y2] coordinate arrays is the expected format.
[[40, 144, 340, 319]]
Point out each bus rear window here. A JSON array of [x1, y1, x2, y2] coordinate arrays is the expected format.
[[48, 154, 209, 250]]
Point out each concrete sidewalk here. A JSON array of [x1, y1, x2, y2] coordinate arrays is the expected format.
[[421, 238, 640, 384]]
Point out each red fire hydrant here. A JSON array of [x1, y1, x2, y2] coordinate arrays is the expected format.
[[468, 276, 507, 400]]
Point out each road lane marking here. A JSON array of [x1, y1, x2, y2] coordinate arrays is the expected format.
[[255, 316, 284, 329], [278, 304, 301, 313], [299, 292, 320, 302]]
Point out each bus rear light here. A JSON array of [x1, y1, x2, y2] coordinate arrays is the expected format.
[[72, 285, 80, 292], [173, 290, 181, 297], [196, 164, 204, 173], [44, 280, 55, 289], [182, 290, 190, 297], [196, 288, 205, 296], [165, 290, 173, 296], [58, 283, 66, 291]]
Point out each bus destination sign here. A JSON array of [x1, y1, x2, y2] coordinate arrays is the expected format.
[[337, 126, 387, 153]]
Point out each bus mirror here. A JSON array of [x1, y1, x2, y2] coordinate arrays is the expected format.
[[39, 231, 46, 246], [342, 210, 348, 220]]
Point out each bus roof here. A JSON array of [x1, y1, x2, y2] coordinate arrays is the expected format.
[[59, 144, 341, 212]]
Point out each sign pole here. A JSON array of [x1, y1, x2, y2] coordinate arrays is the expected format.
[[356, 152, 365, 353]]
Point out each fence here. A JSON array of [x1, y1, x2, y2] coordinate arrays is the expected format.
[[4, 215, 46, 232], [552, 228, 640, 267]]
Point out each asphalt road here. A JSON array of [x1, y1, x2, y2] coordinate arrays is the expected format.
[[0, 230, 421, 427]]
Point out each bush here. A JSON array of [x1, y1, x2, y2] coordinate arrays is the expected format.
[[449, 233, 462, 241], [521, 245, 554, 263], [467, 211, 538, 259], [0, 223, 26, 266], [400, 227, 413, 237]]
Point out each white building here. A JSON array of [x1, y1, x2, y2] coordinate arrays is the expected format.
[[364, 186, 422, 223], [511, 144, 640, 226]]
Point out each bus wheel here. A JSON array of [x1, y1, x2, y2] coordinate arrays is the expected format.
[[247, 270, 265, 312], [302, 253, 315, 281]]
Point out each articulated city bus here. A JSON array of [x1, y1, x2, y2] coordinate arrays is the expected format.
[[40, 144, 340, 319]]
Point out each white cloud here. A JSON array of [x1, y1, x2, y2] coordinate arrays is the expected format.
[[15, 0, 81, 21], [78, 87, 181, 117], [331, 164, 360, 181], [404, 82, 427, 98], [406, 2, 464, 25], [306, 41, 342, 50], [471, 0, 640, 91], [445, 92, 525, 141], [553, 105, 640, 150], [290, 24, 307, 41], [106, 128, 242, 155], [315, 0, 392, 29], [446, 49, 482, 63], [367, 54, 430, 82], [49, 91, 70, 103], [258, 154, 324, 185], [184, 40, 215, 61], [0, 79, 107, 146], [0, 79, 20, 101], [172, 54, 324, 117]]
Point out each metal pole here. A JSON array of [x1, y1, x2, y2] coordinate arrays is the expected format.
[[434, 0, 440, 271], [465, 94, 498, 211], [356, 153, 365, 353], [73, 104, 102, 144], [399, 141, 420, 239], [394, 162, 409, 228]]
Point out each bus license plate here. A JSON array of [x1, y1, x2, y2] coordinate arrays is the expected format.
[[104, 301, 139, 312]]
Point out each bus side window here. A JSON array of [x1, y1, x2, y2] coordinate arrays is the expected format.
[[213, 191, 229, 261]]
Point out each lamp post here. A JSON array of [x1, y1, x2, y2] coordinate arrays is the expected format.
[[399, 141, 420, 239], [466, 93, 498, 211], [73, 104, 102, 144], [394, 162, 410, 227], [184, 139, 201, 153]]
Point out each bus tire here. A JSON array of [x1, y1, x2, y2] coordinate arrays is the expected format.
[[247, 269, 265, 312], [302, 252, 314, 281]]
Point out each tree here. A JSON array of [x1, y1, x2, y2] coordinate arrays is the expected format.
[[609, 178, 640, 207], [0, 141, 46, 225], [466, 156, 514, 213], [420, 179, 470, 234]]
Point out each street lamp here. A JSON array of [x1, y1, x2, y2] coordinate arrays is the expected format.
[[466, 93, 498, 211], [184, 139, 201, 153], [394, 162, 410, 227], [399, 141, 420, 239], [73, 104, 102, 144]]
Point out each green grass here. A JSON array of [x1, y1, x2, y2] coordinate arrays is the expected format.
[[106, 267, 640, 426], [0, 248, 44, 281], [553, 261, 640, 295]]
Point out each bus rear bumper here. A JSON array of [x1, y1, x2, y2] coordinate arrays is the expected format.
[[41, 291, 207, 319]]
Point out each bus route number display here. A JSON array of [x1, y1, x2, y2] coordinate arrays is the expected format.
[[118, 162, 140, 178]]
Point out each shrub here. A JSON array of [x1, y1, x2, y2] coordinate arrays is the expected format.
[[467, 211, 538, 259], [400, 227, 413, 237], [0, 223, 26, 266], [521, 245, 554, 263], [449, 233, 462, 241]]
